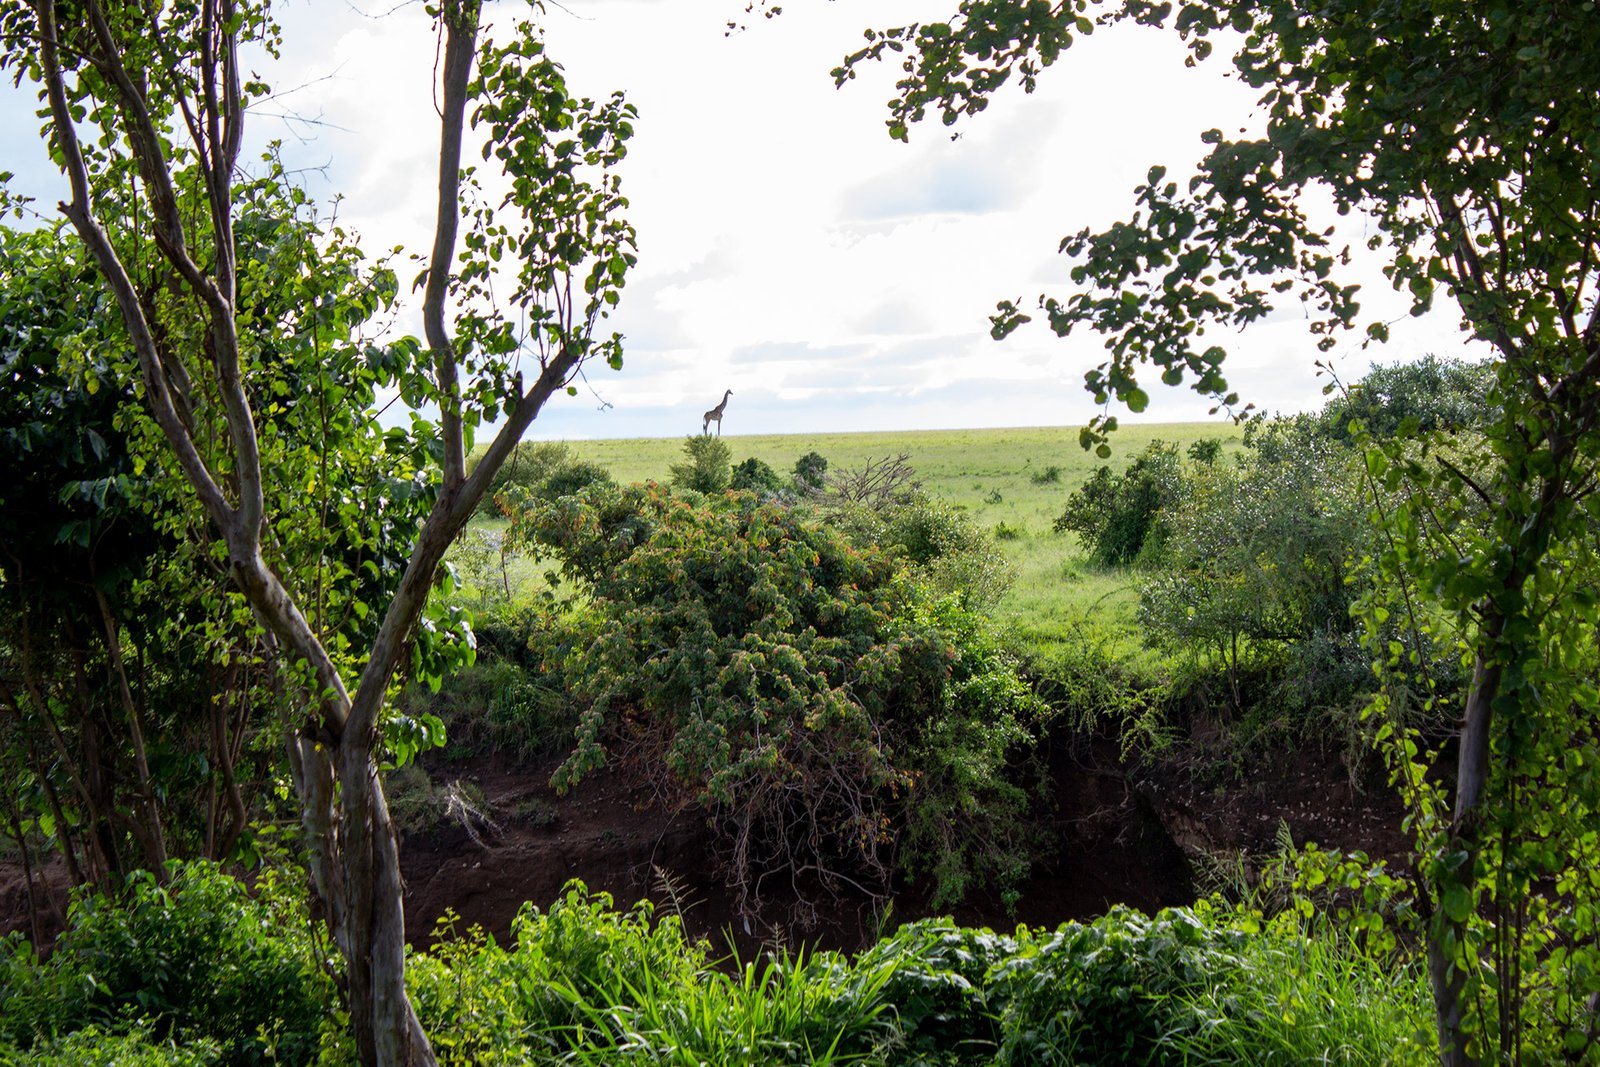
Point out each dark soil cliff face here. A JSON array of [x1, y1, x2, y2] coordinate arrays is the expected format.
[[1, 732, 1411, 957], [395, 731, 1410, 957], [399, 738, 1194, 956]]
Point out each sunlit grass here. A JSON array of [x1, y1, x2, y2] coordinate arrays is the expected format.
[[559, 423, 1242, 647]]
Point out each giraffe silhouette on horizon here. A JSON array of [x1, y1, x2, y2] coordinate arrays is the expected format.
[[702, 389, 732, 436]]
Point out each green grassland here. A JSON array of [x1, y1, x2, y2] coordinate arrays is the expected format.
[[554, 422, 1244, 650]]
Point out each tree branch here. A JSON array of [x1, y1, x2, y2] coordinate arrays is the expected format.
[[36, 0, 233, 524], [422, 0, 479, 493], [1436, 455, 1494, 508]]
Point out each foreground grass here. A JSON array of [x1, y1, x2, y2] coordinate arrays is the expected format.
[[1, 869, 1434, 1066]]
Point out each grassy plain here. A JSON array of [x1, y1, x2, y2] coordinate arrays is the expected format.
[[558, 423, 1244, 652]]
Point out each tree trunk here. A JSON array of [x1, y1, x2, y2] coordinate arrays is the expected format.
[[338, 745, 433, 1067], [1429, 628, 1504, 1067]]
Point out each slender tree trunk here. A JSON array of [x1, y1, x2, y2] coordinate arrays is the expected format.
[[95, 589, 168, 870], [2, 802, 44, 946], [1429, 651, 1498, 1067], [339, 749, 432, 1066]]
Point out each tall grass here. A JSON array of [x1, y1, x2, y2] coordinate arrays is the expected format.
[[402, 883, 1431, 1067], [1, 866, 1434, 1066], [1168, 920, 1434, 1065]]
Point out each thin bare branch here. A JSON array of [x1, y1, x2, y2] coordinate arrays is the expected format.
[[421, 0, 479, 492]]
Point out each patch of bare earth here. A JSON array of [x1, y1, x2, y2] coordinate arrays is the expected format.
[[397, 730, 1411, 957], [0, 733, 1412, 956]]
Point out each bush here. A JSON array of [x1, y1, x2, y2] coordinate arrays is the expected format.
[[509, 484, 1044, 912], [1053, 440, 1184, 566], [992, 904, 1431, 1066], [407, 882, 905, 1065], [1029, 464, 1063, 485], [883, 495, 1013, 612], [1187, 437, 1223, 465], [1023, 621, 1166, 745], [467, 441, 615, 518], [399, 655, 576, 761], [730, 456, 784, 494], [0, 862, 329, 1067], [0, 1024, 224, 1067], [896, 598, 1047, 908], [408, 885, 712, 1063], [1314, 353, 1495, 441], [470, 440, 568, 516], [668, 434, 732, 494], [825, 493, 1013, 613], [398, 889, 1432, 1067], [847, 919, 1015, 1061], [1136, 431, 1365, 712], [792, 450, 829, 492], [539, 458, 611, 501]]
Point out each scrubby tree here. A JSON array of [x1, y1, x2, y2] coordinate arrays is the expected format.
[[1317, 354, 1494, 442], [1052, 440, 1183, 566], [730, 455, 783, 494], [668, 433, 732, 494], [792, 449, 829, 492], [817, 452, 921, 510], [0, 193, 426, 898], [1138, 428, 1364, 709], [838, 1, 1600, 1060], [508, 482, 1043, 914], [1, 3, 635, 1064]]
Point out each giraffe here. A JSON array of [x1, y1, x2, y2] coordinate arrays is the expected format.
[[702, 389, 732, 436]]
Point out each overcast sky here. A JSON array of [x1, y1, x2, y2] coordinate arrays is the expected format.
[[2, 1, 1482, 441]]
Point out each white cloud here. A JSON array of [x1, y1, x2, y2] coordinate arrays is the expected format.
[[0, 1, 1489, 442]]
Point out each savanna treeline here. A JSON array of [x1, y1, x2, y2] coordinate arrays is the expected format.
[[4, 0, 1600, 1065]]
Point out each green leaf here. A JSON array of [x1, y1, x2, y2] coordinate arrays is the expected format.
[[1441, 884, 1473, 923]]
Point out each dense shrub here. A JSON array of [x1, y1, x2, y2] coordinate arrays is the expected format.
[[406, 882, 904, 1065], [397, 655, 576, 761], [1053, 440, 1184, 566], [991, 904, 1431, 1066], [1023, 621, 1167, 746], [668, 434, 732, 494], [1186, 437, 1223, 465], [1135, 434, 1364, 701], [731, 455, 785, 494], [0, 1025, 224, 1066], [0, 862, 329, 1066], [792, 450, 829, 492], [895, 599, 1045, 907], [538, 458, 612, 501], [847, 918, 1015, 1060], [470, 441, 607, 517], [0, 873, 1433, 1067], [408, 886, 713, 1063], [824, 493, 1013, 613], [398, 886, 1431, 1066], [509, 483, 1044, 912], [1313, 354, 1495, 441]]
